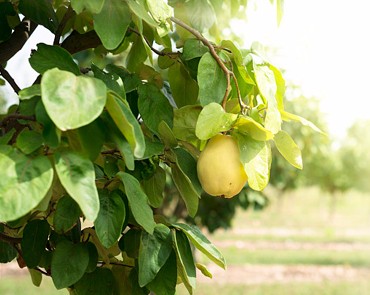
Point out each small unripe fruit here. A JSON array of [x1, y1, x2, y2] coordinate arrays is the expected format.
[[197, 134, 248, 198]]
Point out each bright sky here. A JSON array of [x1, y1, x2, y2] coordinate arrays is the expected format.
[[232, 0, 370, 139]]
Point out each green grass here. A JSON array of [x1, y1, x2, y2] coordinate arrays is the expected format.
[[230, 187, 370, 231], [212, 247, 370, 267], [0, 276, 67, 295], [177, 280, 370, 295]]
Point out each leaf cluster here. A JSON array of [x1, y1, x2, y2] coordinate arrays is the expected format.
[[0, 0, 309, 294]]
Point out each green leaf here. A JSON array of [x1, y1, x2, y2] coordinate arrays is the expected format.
[[168, 63, 198, 107], [93, 0, 131, 50], [172, 230, 196, 293], [274, 130, 303, 169], [18, 85, 41, 100], [138, 83, 174, 134], [220, 40, 244, 63], [195, 103, 237, 140], [95, 190, 126, 248], [281, 110, 325, 134], [66, 120, 105, 161], [173, 105, 202, 144], [91, 64, 125, 98], [28, 268, 42, 287], [117, 172, 156, 234], [182, 39, 208, 60], [114, 137, 135, 171], [0, 129, 15, 145], [252, 56, 281, 134], [71, 0, 105, 14], [105, 93, 146, 158], [35, 101, 61, 149], [172, 223, 225, 269], [141, 165, 166, 208], [146, 0, 173, 24], [53, 195, 82, 234], [174, 148, 202, 195], [21, 219, 50, 268], [19, 0, 58, 32], [126, 35, 148, 72], [54, 150, 100, 221], [269, 63, 285, 111], [235, 134, 271, 191], [276, 0, 284, 26], [41, 68, 107, 131], [233, 116, 274, 141], [170, 161, 199, 218], [29, 44, 80, 75], [0, 240, 17, 263], [106, 64, 141, 93], [186, 0, 216, 32], [158, 121, 178, 148], [51, 240, 89, 289], [85, 242, 99, 273], [119, 229, 142, 259], [16, 129, 43, 154], [140, 140, 165, 160], [0, 146, 53, 222], [198, 52, 227, 106], [127, 0, 158, 27], [74, 268, 116, 295], [196, 263, 212, 278], [138, 224, 173, 287], [147, 251, 177, 295]]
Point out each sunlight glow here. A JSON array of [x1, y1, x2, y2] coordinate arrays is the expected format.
[[234, 0, 370, 139]]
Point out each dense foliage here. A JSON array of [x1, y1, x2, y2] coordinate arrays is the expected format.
[[0, 0, 308, 294]]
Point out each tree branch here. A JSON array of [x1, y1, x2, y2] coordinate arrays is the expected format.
[[170, 17, 231, 108], [0, 114, 35, 128], [0, 19, 37, 65], [61, 30, 102, 55], [0, 232, 22, 244], [0, 64, 20, 93], [54, 5, 76, 46]]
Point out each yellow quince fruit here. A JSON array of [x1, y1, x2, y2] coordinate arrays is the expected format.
[[197, 134, 248, 198]]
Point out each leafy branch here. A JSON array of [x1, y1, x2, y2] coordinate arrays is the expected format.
[[170, 17, 248, 112]]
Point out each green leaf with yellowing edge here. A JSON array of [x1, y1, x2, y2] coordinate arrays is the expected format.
[[172, 230, 196, 294], [172, 223, 225, 269], [105, 93, 145, 158], [281, 110, 325, 134], [196, 103, 237, 140], [274, 130, 303, 169], [234, 133, 271, 191], [252, 55, 281, 134], [233, 116, 273, 141], [41, 68, 107, 131], [0, 146, 53, 222]]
